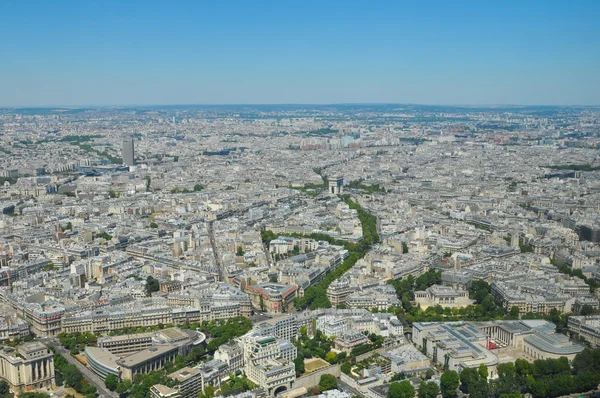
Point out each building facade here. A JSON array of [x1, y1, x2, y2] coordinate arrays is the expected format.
[[568, 316, 600, 349], [122, 137, 135, 167], [0, 342, 55, 392]]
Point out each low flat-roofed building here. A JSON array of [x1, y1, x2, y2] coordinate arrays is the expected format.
[[97, 333, 153, 356], [150, 384, 180, 398], [384, 344, 429, 373], [413, 321, 500, 375], [84, 346, 120, 379], [86, 328, 206, 381], [523, 324, 585, 360], [118, 344, 179, 381], [317, 390, 350, 398], [414, 320, 585, 376]]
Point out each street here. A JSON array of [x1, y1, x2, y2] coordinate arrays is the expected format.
[[43, 339, 118, 398]]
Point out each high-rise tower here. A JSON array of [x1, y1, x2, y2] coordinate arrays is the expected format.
[[122, 136, 135, 166]]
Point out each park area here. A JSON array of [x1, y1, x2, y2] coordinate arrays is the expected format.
[[305, 358, 330, 373]]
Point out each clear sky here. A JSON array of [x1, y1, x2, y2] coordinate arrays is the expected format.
[[1, 0, 599, 106]]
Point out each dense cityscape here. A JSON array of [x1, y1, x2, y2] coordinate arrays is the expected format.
[[0, 105, 599, 398]]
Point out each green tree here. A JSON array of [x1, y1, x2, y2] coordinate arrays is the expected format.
[[497, 362, 518, 394], [469, 280, 491, 304], [175, 354, 185, 368], [0, 380, 10, 397], [150, 222, 158, 228], [402, 242, 409, 254], [236, 246, 244, 256], [418, 381, 440, 398], [146, 276, 160, 296], [529, 379, 548, 398], [478, 363, 488, 380], [202, 385, 215, 398], [294, 354, 305, 376], [193, 184, 204, 192], [341, 363, 352, 375], [55, 370, 64, 386], [388, 380, 415, 398], [325, 351, 338, 364], [116, 379, 132, 394], [440, 370, 459, 398], [481, 296, 498, 316], [469, 379, 489, 398], [104, 373, 118, 391], [508, 306, 520, 320], [424, 369, 435, 380], [459, 367, 479, 393], [319, 374, 337, 392]]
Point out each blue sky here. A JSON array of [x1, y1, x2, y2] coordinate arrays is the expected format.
[[0, 0, 599, 106]]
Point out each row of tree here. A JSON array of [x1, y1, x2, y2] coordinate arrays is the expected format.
[[346, 179, 387, 194], [266, 195, 380, 310], [57, 332, 97, 355], [53, 353, 97, 398], [408, 349, 600, 398]]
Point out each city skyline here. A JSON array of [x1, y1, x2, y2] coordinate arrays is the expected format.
[[1, 99, 600, 398]]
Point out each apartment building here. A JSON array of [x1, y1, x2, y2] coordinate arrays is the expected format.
[[568, 316, 600, 349], [168, 367, 203, 398], [213, 343, 244, 375], [252, 315, 299, 341], [245, 283, 298, 313], [326, 277, 353, 306]]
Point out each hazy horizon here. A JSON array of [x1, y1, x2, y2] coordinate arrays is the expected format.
[[2, 102, 599, 110]]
